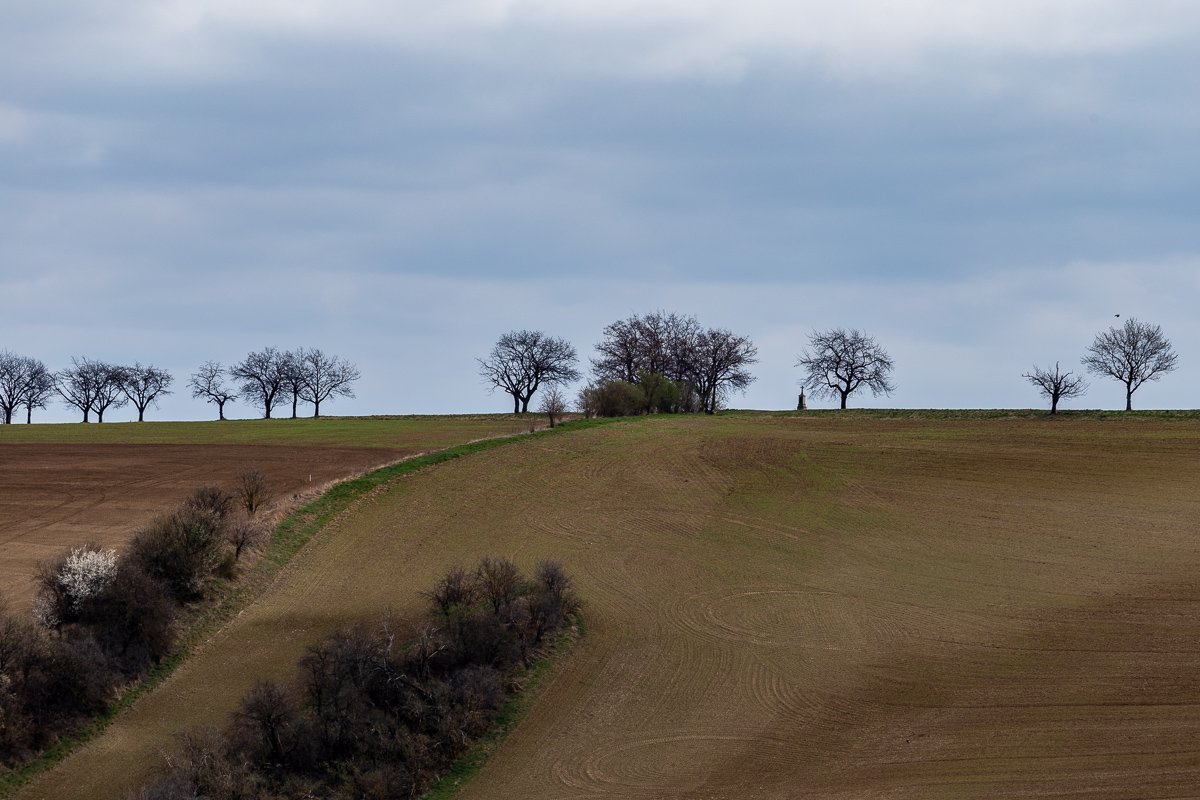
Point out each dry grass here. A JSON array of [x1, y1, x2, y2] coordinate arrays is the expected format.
[[15, 413, 1200, 799]]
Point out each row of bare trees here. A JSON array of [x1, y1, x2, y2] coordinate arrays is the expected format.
[[0, 348, 359, 423], [189, 348, 360, 420], [790, 317, 1179, 413], [0, 354, 173, 423], [478, 312, 759, 417]]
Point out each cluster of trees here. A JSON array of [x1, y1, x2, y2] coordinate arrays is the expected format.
[[0, 475, 271, 766], [132, 558, 577, 800], [0, 348, 360, 424], [0, 354, 171, 424], [190, 348, 361, 421], [479, 311, 758, 418]]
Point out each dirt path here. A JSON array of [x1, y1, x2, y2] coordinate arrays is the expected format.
[[16, 415, 1200, 799]]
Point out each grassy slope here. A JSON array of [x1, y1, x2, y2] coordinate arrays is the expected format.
[[17, 413, 1200, 799], [0, 414, 535, 448]]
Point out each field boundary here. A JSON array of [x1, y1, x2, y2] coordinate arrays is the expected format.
[[0, 416, 621, 798]]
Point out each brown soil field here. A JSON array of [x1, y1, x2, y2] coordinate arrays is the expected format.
[[0, 416, 531, 612], [0, 444, 404, 612], [15, 413, 1200, 799]]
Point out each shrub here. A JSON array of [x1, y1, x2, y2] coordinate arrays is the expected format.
[[226, 516, 269, 562], [83, 561, 177, 675], [595, 379, 645, 417], [639, 371, 682, 413], [183, 486, 235, 520], [136, 558, 577, 799], [33, 544, 118, 629], [234, 469, 271, 517], [129, 507, 225, 602]]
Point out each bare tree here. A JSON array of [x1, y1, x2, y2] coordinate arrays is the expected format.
[[280, 349, 308, 420], [235, 469, 271, 516], [0, 351, 35, 424], [226, 518, 268, 561], [797, 328, 896, 410], [91, 362, 129, 422], [22, 361, 55, 423], [120, 363, 174, 422], [538, 386, 567, 428], [1082, 317, 1178, 411], [298, 349, 361, 418], [1023, 362, 1088, 414], [592, 311, 701, 387], [691, 328, 758, 414], [55, 358, 127, 422], [230, 347, 288, 419], [189, 361, 238, 420], [479, 330, 580, 414]]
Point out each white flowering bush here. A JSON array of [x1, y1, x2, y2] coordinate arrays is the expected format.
[[61, 546, 118, 609], [33, 545, 119, 629]]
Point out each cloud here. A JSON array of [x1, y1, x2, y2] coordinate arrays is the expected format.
[[8, 1, 1200, 88]]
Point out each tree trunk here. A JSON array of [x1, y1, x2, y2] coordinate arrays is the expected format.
[[839, 391, 848, 410], [2, 408, 9, 425], [1125, 385, 1133, 411], [291, 394, 298, 419], [512, 394, 520, 414], [313, 400, 321, 418], [138, 406, 146, 422], [265, 402, 272, 419], [1050, 396, 1058, 414], [218, 401, 226, 421], [520, 396, 530, 414], [97, 409, 104, 422], [26, 406, 32, 424]]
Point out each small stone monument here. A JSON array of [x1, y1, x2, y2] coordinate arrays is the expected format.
[[797, 389, 807, 411]]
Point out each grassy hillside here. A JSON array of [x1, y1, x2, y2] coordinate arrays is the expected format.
[[17, 413, 1200, 799]]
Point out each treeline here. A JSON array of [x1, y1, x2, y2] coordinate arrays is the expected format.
[[0, 347, 359, 424], [0, 475, 271, 765], [479, 311, 758, 417], [131, 558, 578, 800]]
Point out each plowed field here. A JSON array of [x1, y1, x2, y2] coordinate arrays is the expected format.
[[15, 414, 1200, 799], [0, 416, 531, 612]]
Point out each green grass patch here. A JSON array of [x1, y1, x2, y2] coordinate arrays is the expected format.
[[0, 416, 621, 798], [0, 414, 537, 448]]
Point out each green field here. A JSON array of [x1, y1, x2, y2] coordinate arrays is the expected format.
[[0, 414, 537, 448]]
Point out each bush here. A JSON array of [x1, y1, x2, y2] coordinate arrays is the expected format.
[[129, 507, 225, 602], [183, 486, 235, 520], [136, 558, 577, 799], [33, 543, 118, 629], [595, 380, 645, 417], [82, 561, 177, 675], [234, 469, 271, 517], [639, 371, 682, 413]]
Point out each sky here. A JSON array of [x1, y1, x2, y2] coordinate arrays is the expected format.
[[2, 0, 1198, 420]]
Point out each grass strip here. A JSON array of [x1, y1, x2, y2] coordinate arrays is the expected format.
[[0, 416, 620, 798], [422, 614, 585, 800]]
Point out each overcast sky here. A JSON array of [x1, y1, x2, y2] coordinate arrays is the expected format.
[[2, 1, 1198, 420]]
